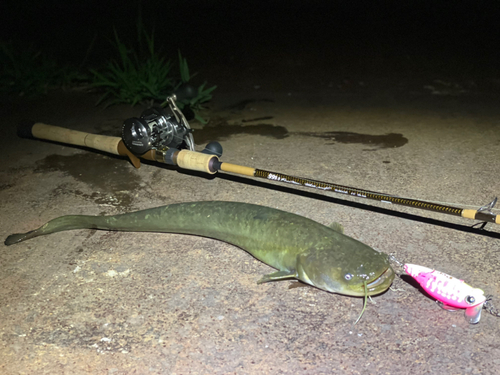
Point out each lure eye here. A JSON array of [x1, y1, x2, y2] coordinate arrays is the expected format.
[[344, 273, 353, 281], [465, 295, 475, 305]]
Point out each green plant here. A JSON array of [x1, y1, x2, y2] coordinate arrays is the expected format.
[[172, 51, 216, 124], [91, 28, 175, 107], [0, 42, 85, 96], [178, 50, 192, 84], [170, 81, 217, 124], [90, 27, 216, 122]]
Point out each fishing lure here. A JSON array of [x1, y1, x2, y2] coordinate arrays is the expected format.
[[404, 264, 486, 324]]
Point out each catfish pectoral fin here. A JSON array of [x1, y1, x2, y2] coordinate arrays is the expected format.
[[328, 222, 344, 234], [257, 270, 298, 284]]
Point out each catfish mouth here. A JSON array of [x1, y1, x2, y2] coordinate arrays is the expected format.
[[365, 267, 395, 294]]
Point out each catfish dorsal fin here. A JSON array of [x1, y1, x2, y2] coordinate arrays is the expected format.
[[329, 222, 344, 234]]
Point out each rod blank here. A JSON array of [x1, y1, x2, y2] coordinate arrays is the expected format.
[[17, 121, 498, 225]]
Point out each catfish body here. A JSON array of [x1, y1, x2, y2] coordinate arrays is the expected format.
[[5, 201, 394, 297]]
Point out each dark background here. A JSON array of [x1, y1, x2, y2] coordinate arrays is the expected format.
[[2, 0, 499, 87]]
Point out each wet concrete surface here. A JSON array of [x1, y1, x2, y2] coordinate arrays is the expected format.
[[34, 153, 141, 210], [195, 116, 408, 151], [294, 131, 408, 150], [1, 80, 499, 374], [194, 119, 288, 144], [1, 13, 500, 368]]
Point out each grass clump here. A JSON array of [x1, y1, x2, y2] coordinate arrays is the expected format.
[[0, 23, 216, 124], [174, 51, 217, 123], [91, 28, 216, 123]]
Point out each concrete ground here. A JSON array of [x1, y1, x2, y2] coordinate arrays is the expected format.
[[1, 74, 500, 374], [1, 3, 500, 374]]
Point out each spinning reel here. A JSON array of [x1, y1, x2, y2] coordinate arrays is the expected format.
[[122, 95, 196, 155]]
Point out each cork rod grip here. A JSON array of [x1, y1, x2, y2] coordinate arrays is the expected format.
[[219, 162, 256, 177], [30, 122, 122, 155], [175, 150, 219, 174], [461, 209, 477, 220], [462, 208, 500, 224]]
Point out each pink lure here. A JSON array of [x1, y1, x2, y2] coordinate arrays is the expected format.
[[404, 264, 486, 324]]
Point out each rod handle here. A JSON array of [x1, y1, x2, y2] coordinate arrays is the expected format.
[[219, 162, 256, 177], [175, 150, 219, 174], [17, 121, 142, 168], [18, 121, 122, 155]]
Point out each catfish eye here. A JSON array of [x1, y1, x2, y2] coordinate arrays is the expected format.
[[465, 295, 475, 305], [344, 273, 353, 281]]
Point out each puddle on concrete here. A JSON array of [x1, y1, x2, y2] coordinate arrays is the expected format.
[[297, 131, 408, 149], [50, 186, 134, 209], [34, 153, 141, 209], [224, 99, 275, 111], [195, 118, 407, 150], [242, 116, 274, 123], [194, 122, 289, 144]]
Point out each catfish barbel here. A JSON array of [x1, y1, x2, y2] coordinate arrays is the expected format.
[[5, 201, 394, 319]]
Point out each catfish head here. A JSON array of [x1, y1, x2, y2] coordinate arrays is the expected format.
[[295, 240, 395, 297]]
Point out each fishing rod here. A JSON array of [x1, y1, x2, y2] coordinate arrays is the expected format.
[[18, 95, 499, 226]]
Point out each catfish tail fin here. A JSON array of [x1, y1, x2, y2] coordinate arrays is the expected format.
[[4, 215, 100, 246]]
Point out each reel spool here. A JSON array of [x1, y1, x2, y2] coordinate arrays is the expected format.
[[122, 95, 195, 155]]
